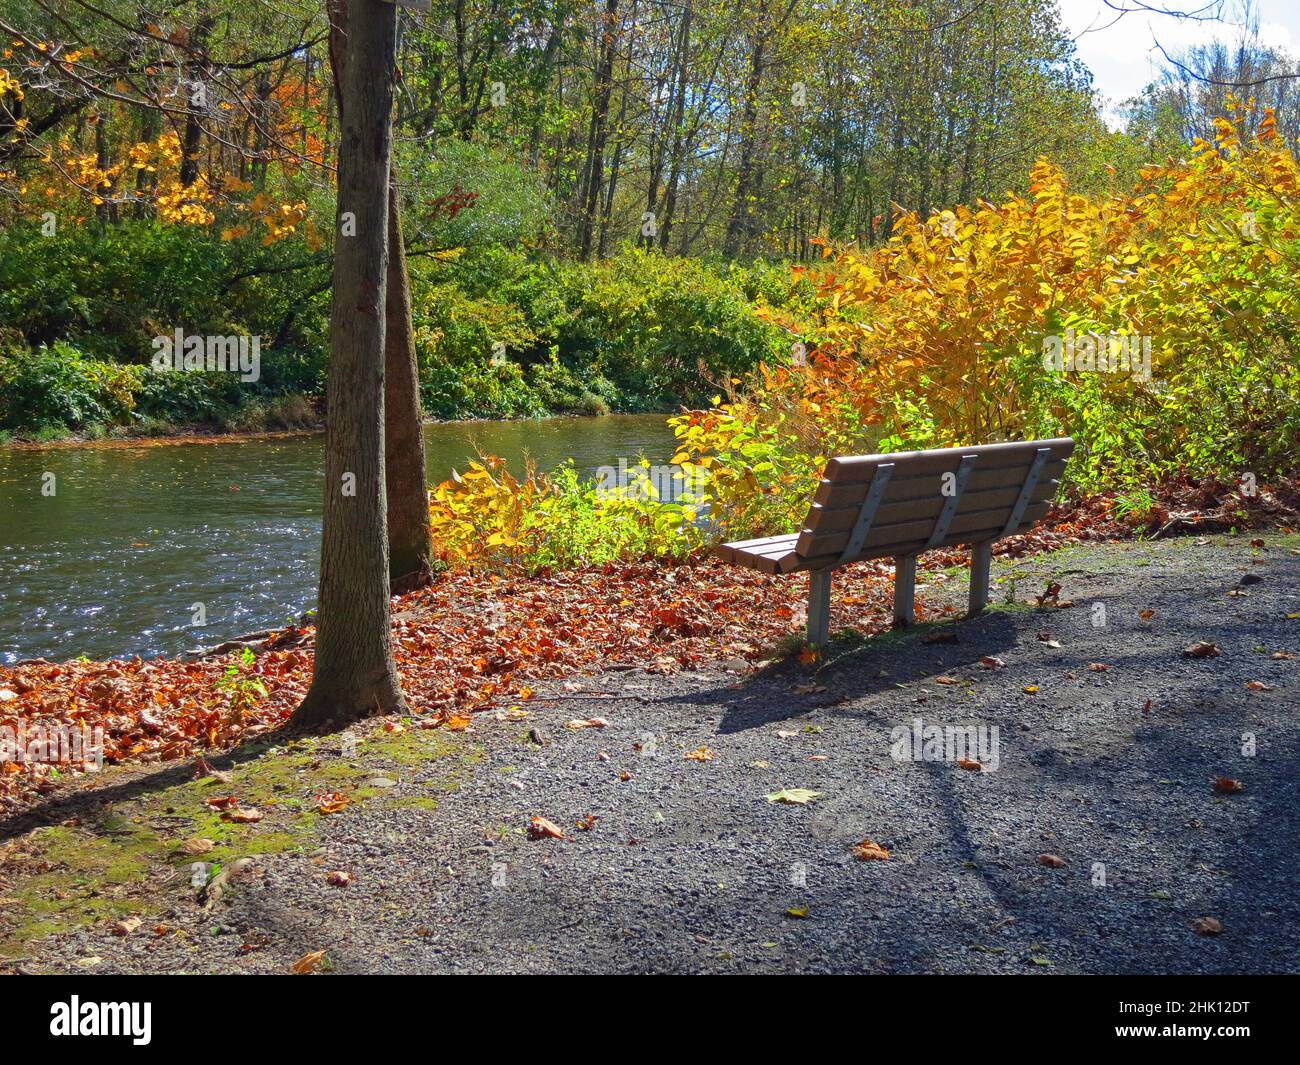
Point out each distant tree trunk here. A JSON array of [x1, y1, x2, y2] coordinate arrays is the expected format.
[[329, 0, 432, 596], [723, 6, 768, 258], [384, 169, 433, 594], [578, 0, 620, 260], [293, 0, 406, 731], [179, 15, 214, 187]]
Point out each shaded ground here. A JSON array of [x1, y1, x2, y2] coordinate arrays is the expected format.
[[3, 534, 1297, 974]]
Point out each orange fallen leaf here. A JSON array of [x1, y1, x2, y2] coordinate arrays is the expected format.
[[203, 795, 239, 810], [853, 838, 890, 861], [685, 746, 714, 762], [1088, 662, 1111, 672], [292, 949, 328, 974], [1245, 680, 1273, 691], [528, 815, 566, 840], [957, 757, 983, 772], [1213, 777, 1243, 794], [1037, 853, 1066, 868], [326, 870, 351, 887], [575, 814, 597, 831], [316, 792, 349, 815]]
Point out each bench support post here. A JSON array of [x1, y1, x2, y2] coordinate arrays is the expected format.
[[968, 541, 991, 616], [893, 555, 916, 627], [806, 569, 832, 646]]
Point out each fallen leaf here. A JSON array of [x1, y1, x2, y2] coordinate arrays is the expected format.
[[1213, 777, 1244, 794], [1022, 685, 1040, 694], [564, 717, 609, 730], [1190, 916, 1222, 936], [853, 838, 890, 861], [203, 795, 239, 810], [575, 814, 597, 831], [111, 917, 142, 937], [957, 757, 983, 772], [979, 656, 1006, 669], [1245, 680, 1273, 691], [684, 746, 714, 762], [1138, 609, 1155, 620], [180, 838, 215, 855], [326, 870, 351, 887], [1088, 662, 1111, 672], [1037, 853, 1066, 868], [785, 906, 810, 918], [528, 815, 566, 840], [221, 806, 263, 823], [1183, 641, 1222, 658], [765, 788, 821, 805], [292, 949, 328, 974], [316, 792, 348, 815]]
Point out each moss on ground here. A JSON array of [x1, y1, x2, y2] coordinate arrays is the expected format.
[[0, 724, 477, 960]]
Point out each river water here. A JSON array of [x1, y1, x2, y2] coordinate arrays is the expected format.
[[0, 414, 676, 663]]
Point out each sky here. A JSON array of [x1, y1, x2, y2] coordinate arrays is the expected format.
[[1057, 0, 1300, 126]]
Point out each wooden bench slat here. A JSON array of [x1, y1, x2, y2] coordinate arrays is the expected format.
[[800, 480, 1060, 539], [822, 438, 1074, 481], [813, 460, 1067, 509], [796, 500, 1052, 562]]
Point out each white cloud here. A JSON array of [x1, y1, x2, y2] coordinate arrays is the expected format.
[[1057, 0, 1300, 127]]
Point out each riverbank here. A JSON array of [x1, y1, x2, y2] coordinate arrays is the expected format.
[[0, 406, 687, 450], [3, 534, 1297, 973]]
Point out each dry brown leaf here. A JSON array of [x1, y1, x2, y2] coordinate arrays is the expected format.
[[111, 916, 142, 937], [853, 838, 890, 861], [1183, 641, 1221, 658], [180, 838, 215, 855], [326, 870, 351, 887], [221, 806, 263, 824], [1190, 916, 1222, 936], [564, 717, 609, 730], [1213, 777, 1244, 794], [957, 757, 983, 772], [1245, 680, 1273, 691], [528, 815, 566, 840], [1037, 853, 1066, 868]]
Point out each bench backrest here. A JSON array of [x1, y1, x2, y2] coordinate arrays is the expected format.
[[796, 437, 1075, 568]]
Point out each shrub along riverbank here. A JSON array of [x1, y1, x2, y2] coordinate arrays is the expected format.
[[0, 233, 802, 441]]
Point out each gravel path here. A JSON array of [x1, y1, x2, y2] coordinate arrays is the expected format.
[[23, 534, 1300, 974]]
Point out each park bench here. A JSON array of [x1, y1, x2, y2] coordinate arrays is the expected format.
[[715, 437, 1075, 645]]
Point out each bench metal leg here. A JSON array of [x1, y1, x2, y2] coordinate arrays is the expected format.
[[806, 569, 832, 646], [893, 555, 916, 627], [968, 541, 991, 616]]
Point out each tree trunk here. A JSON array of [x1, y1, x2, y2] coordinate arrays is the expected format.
[[329, 0, 432, 597], [384, 167, 433, 594], [293, 0, 406, 731], [578, 0, 620, 260]]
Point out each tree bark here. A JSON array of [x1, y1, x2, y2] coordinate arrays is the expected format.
[[329, 0, 432, 596], [384, 167, 433, 594], [293, 0, 406, 731]]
